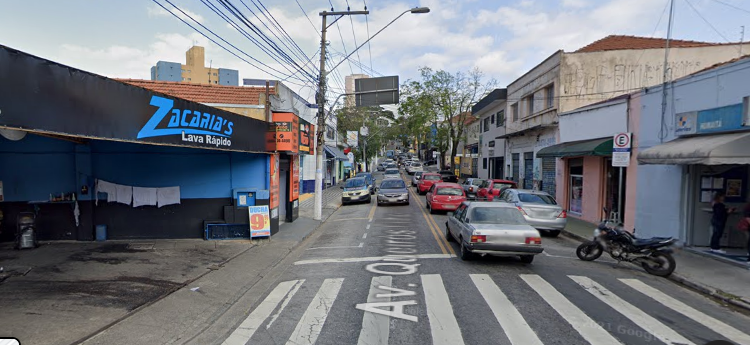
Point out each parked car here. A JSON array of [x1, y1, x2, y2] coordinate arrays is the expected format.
[[376, 179, 410, 205], [384, 168, 401, 179], [358, 172, 375, 194], [417, 173, 443, 194], [424, 160, 437, 166], [386, 163, 397, 170], [461, 178, 485, 200], [425, 182, 466, 214], [406, 162, 423, 175], [496, 189, 566, 237], [411, 171, 424, 186], [438, 170, 458, 183], [445, 202, 543, 262], [341, 177, 371, 204], [377, 164, 386, 172], [476, 179, 517, 201]]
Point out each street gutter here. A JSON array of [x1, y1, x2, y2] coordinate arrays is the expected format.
[[561, 229, 750, 314]]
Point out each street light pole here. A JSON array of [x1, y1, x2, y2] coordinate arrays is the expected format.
[[313, 7, 430, 220]]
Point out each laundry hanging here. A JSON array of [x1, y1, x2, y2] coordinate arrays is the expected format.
[[133, 187, 158, 207], [157, 186, 181, 208]]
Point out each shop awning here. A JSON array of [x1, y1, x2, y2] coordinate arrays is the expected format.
[[536, 137, 612, 158], [324, 145, 348, 161], [638, 132, 750, 165]]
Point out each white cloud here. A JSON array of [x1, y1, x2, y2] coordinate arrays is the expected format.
[[563, 0, 588, 8], [147, 4, 205, 24]]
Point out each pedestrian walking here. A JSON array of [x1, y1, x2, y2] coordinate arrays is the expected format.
[[710, 191, 735, 254]]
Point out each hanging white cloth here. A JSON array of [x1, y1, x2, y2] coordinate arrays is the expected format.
[[96, 180, 118, 205], [133, 187, 157, 207], [115, 184, 133, 206], [74, 201, 80, 227], [157, 186, 181, 208]]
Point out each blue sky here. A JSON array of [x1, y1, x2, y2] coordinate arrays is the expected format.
[[2, 0, 750, 102]]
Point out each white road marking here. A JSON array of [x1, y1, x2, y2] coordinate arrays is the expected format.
[[366, 224, 371, 230], [422, 274, 465, 345], [286, 278, 344, 345], [294, 254, 455, 265], [306, 245, 364, 250], [470, 274, 543, 345], [222, 280, 300, 345], [620, 278, 750, 345], [358, 242, 364, 247], [569, 276, 695, 345], [363, 232, 368, 238], [266, 279, 305, 329], [521, 275, 622, 345], [357, 276, 392, 345], [542, 251, 575, 259]]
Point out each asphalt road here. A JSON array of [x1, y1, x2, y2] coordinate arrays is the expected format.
[[219, 171, 750, 345]]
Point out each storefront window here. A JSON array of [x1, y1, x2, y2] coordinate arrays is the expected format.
[[569, 158, 583, 214]]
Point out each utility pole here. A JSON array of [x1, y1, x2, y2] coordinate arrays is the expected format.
[[314, 9, 368, 221], [659, 0, 675, 143]]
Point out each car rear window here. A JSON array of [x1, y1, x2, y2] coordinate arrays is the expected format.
[[380, 180, 405, 189], [492, 183, 515, 190], [519, 193, 557, 205], [414, 171, 423, 177], [437, 188, 463, 196], [385, 169, 399, 174], [471, 179, 485, 186], [424, 175, 440, 181], [470, 207, 527, 225], [411, 163, 422, 167]]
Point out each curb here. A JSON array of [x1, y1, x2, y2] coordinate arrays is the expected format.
[[561, 229, 750, 313]]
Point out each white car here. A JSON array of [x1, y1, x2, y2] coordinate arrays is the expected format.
[[406, 162, 423, 175], [384, 168, 401, 179]]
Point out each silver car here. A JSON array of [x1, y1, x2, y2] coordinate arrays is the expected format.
[[461, 178, 485, 200], [445, 202, 543, 262], [377, 179, 410, 205], [384, 168, 400, 179], [496, 189, 566, 237], [406, 162, 423, 175], [411, 171, 424, 186]]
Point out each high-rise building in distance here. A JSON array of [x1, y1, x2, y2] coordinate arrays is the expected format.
[[344, 74, 369, 107], [150, 46, 239, 86]]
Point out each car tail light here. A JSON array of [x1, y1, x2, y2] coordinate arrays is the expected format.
[[469, 186, 474, 192], [470, 235, 487, 243], [557, 210, 567, 218], [516, 206, 528, 215], [525, 237, 542, 245]]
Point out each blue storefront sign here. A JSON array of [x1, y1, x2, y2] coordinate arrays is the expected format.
[[676, 104, 744, 136]]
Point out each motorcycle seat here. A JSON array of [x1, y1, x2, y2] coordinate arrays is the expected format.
[[633, 237, 672, 247]]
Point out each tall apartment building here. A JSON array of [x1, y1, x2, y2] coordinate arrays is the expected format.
[[344, 73, 369, 107], [150, 46, 239, 86]]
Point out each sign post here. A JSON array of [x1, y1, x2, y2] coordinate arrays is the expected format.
[[612, 132, 632, 223]]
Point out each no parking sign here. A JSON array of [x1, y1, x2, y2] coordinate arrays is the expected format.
[[612, 133, 631, 167]]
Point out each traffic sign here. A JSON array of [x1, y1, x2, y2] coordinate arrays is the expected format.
[[612, 132, 631, 167]]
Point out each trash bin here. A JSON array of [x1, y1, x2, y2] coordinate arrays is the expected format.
[[95, 225, 107, 241]]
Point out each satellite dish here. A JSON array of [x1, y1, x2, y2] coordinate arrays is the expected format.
[[0, 128, 27, 141]]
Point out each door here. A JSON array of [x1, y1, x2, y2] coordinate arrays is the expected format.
[[524, 152, 534, 189], [493, 157, 505, 179], [542, 158, 556, 197], [512, 153, 520, 183], [279, 159, 289, 221]]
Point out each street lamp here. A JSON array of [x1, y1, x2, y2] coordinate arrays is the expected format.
[[314, 6, 431, 220]]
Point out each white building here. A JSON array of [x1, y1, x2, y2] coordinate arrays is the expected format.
[[473, 89, 508, 179]]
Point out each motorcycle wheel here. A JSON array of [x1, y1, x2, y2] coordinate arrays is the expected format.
[[641, 251, 676, 277], [576, 241, 603, 261]]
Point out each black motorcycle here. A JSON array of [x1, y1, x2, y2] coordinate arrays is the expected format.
[[576, 218, 677, 277]]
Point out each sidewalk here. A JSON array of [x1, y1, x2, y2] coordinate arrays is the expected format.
[[0, 201, 342, 345], [298, 183, 343, 219], [563, 217, 750, 312]]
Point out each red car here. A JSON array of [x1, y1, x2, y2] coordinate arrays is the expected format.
[[476, 179, 517, 201], [417, 173, 442, 195], [425, 182, 466, 214]]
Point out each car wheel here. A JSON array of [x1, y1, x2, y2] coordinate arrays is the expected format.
[[445, 223, 454, 242], [547, 230, 561, 237], [459, 239, 473, 261], [520, 255, 534, 264]]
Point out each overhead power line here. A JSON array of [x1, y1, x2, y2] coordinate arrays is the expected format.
[[363, 0, 374, 74], [153, 0, 310, 86], [684, 0, 736, 46], [709, 0, 750, 14], [345, 0, 365, 74]]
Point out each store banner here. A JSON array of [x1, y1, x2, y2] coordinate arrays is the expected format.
[[347, 131, 359, 147], [269, 154, 280, 210], [299, 119, 315, 154], [0, 46, 269, 153], [290, 155, 300, 201], [272, 112, 299, 153], [248, 205, 271, 237]]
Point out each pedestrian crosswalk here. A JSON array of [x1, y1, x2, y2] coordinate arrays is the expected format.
[[222, 273, 750, 345]]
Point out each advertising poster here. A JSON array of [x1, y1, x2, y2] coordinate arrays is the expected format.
[[299, 120, 315, 154], [270, 154, 279, 209], [273, 112, 299, 153], [347, 131, 359, 147], [248, 205, 271, 237], [290, 155, 300, 201]]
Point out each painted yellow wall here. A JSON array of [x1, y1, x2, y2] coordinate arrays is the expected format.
[[214, 106, 266, 121]]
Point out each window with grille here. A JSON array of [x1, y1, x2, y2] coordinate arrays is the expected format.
[[497, 110, 505, 127], [512, 103, 519, 121], [546, 84, 554, 109]]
